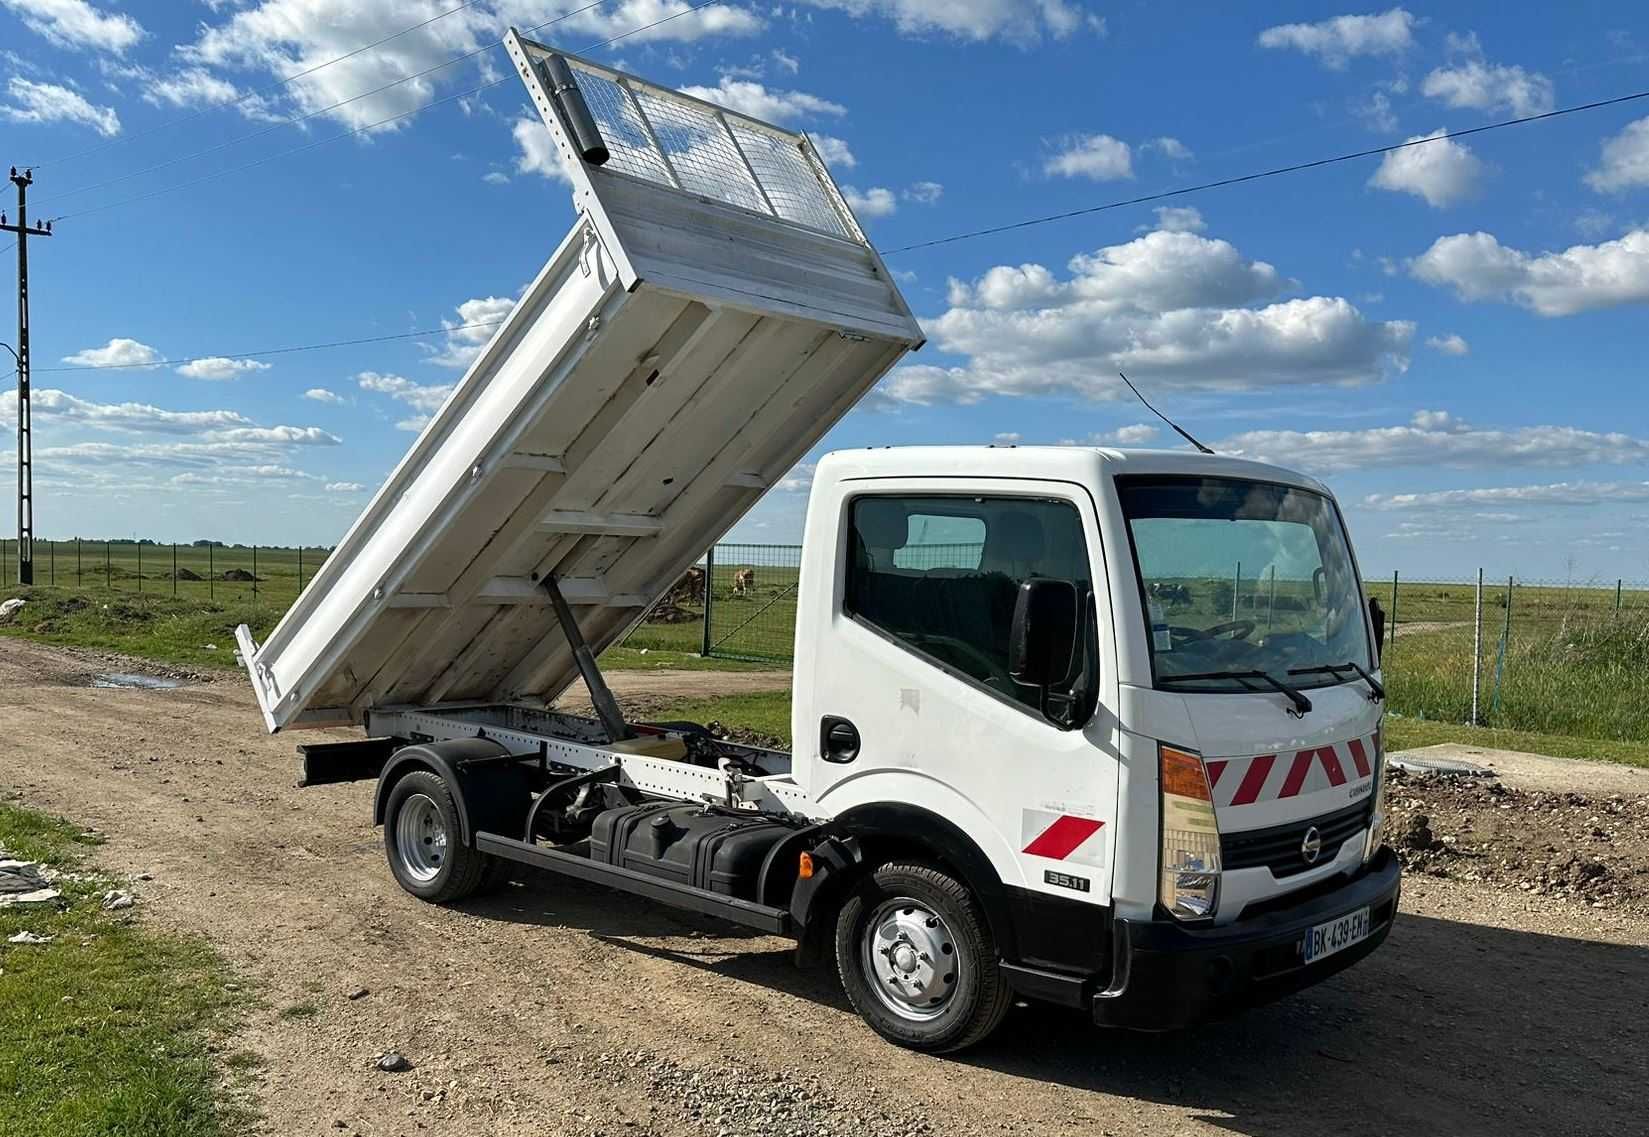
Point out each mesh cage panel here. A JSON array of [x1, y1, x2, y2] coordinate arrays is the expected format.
[[566, 67, 675, 186], [729, 123, 854, 239], [561, 58, 861, 243]]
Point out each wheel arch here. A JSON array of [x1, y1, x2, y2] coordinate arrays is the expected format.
[[373, 738, 530, 844], [792, 802, 1019, 966]]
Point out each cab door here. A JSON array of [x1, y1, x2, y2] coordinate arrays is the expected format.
[[795, 478, 1121, 907]]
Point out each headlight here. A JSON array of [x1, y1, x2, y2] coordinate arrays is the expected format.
[[1364, 722, 1388, 863], [1159, 744, 1220, 921]]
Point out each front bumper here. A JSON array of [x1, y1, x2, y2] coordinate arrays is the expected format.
[[1092, 847, 1401, 1031]]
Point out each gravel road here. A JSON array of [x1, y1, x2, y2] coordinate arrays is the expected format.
[[2, 638, 1644, 1137]]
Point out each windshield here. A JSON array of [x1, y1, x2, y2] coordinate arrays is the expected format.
[[1118, 476, 1372, 691]]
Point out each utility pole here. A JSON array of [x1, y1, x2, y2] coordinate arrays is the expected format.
[[1, 167, 52, 585]]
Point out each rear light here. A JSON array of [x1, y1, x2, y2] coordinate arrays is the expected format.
[[1364, 723, 1388, 863], [1159, 744, 1221, 921]]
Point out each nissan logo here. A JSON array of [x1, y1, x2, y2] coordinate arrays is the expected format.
[[1300, 826, 1323, 865]]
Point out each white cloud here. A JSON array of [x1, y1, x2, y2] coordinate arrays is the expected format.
[[176, 356, 272, 381], [511, 114, 567, 183], [1354, 88, 1399, 133], [807, 132, 856, 168], [0, 388, 251, 434], [1424, 333, 1469, 356], [1092, 423, 1160, 446], [1151, 205, 1205, 233], [325, 481, 365, 493], [1367, 130, 1484, 207], [61, 338, 159, 369], [792, 0, 1096, 44], [881, 227, 1411, 405], [1410, 228, 1649, 316], [303, 387, 344, 404], [0, 0, 143, 53], [904, 180, 943, 204], [357, 370, 454, 430], [1143, 136, 1192, 160], [0, 77, 120, 136], [144, 68, 240, 109], [427, 296, 514, 369], [1366, 481, 1649, 511], [679, 76, 845, 123], [482, 169, 510, 185], [1221, 414, 1649, 474], [771, 48, 800, 74], [1421, 44, 1554, 117], [1044, 133, 1132, 180], [776, 461, 816, 492], [180, 0, 761, 134], [1586, 116, 1649, 193], [1257, 8, 1415, 68], [206, 425, 340, 445], [843, 185, 897, 217], [993, 431, 1022, 444]]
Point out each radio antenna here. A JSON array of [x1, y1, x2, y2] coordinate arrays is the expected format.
[[1117, 372, 1214, 454]]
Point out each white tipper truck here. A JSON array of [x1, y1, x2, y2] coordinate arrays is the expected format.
[[237, 31, 1400, 1053]]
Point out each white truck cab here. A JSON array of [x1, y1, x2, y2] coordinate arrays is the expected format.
[[237, 35, 1397, 1054]]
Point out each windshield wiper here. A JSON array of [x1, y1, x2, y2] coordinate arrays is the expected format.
[[1288, 661, 1386, 703], [1159, 670, 1313, 717]]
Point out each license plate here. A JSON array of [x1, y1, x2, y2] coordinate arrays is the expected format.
[[1301, 906, 1370, 964]]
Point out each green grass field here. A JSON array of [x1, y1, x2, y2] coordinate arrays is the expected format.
[[0, 803, 252, 1136]]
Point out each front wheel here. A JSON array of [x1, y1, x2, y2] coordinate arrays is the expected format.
[[383, 769, 497, 903], [834, 861, 1012, 1053]]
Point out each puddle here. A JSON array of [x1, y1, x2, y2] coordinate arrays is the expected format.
[[89, 673, 185, 690]]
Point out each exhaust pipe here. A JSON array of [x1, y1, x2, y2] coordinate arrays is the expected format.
[[541, 54, 610, 166]]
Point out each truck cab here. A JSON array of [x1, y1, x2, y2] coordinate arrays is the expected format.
[[789, 445, 1398, 1041]]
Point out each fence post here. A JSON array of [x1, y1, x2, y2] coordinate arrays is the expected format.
[[252, 545, 258, 599], [76, 539, 81, 588], [137, 542, 142, 592], [298, 545, 304, 593], [2, 538, 7, 584], [1232, 562, 1241, 619], [172, 543, 178, 597], [700, 545, 715, 657], [1388, 571, 1399, 658], [209, 543, 214, 601], [49, 539, 53, 587], [1471, 568, 1483, 726], [1267, 565, 1277, 632], [106, 541, 111, 590], [1617, 579, 1624, 615]]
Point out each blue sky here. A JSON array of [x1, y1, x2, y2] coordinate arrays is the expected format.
[[1, 1, 1647, 581]]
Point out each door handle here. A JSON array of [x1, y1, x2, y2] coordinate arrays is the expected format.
[[820, 716, 860, 764]]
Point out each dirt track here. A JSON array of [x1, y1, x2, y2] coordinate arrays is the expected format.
[[3, 638, 1646, 1137]]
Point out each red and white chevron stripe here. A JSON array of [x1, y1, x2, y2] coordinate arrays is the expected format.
[[1203, 734, 1378, 807]]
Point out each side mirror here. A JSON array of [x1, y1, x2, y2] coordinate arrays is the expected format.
[[1368, 596, 1386, 663], [1009, 578, 1079, 688]]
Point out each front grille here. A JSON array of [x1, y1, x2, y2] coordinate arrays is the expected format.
[[1221, 799, 1373, 878]]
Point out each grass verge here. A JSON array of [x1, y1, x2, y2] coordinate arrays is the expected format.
[[0, 802, 252, 1136], [649, 689, 1649, 772]]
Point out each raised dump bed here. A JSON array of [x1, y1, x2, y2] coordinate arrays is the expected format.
[[237, 30, 922, 732]]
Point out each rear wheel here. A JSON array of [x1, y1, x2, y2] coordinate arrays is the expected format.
[[383, 769, 496, 903], [834, 861, 1012, 1053]]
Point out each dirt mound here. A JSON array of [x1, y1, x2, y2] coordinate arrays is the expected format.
[[220, 569, 261, 582], [170, 567, 203, 581], [1387, 765, 1649, 914], [644, 604, 697, 625]]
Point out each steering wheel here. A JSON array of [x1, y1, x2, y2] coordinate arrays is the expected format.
[[908, 633, 1015, 686], [1169, 620, 1257, 645]]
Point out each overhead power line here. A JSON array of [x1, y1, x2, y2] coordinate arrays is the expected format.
[[35, 319, 508, 374], [884, 87, 1649, 254], [31, 0, 491, 171], [31, 75, 1649, 379], [37, 0, 725, 224]]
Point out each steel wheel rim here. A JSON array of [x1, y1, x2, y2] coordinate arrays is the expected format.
[[861, 896, 962, 1022], [394, 793, 448, 883]]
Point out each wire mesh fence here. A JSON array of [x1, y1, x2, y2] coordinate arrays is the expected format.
[[0, 539, 332, 606], [622, 548, 1649, 745]]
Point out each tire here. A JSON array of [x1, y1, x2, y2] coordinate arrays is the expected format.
[[383, 769, 497, 903], [834, 861, 1012, 1053]]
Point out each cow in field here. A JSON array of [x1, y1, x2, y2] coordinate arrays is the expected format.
[[733, 567, 756, 597]]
